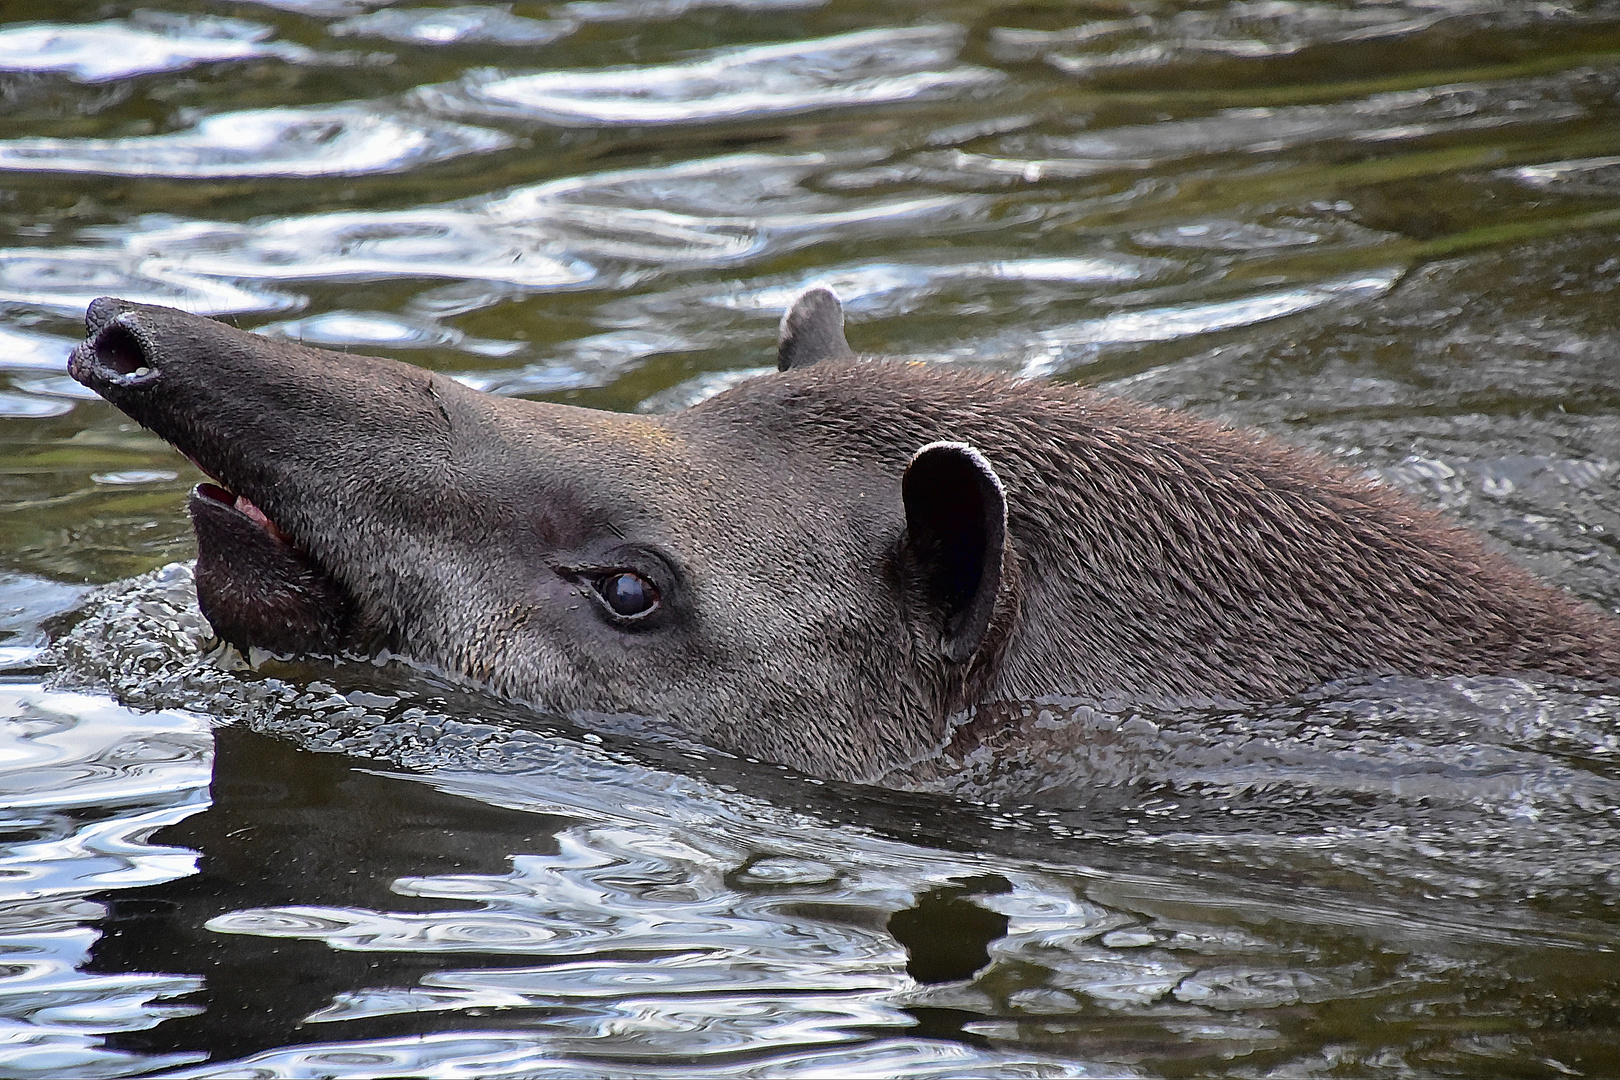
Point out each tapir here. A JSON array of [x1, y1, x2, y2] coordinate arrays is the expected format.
[[68, 290, 1620, 782]]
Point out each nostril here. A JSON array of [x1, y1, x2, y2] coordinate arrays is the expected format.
[[90, 323, 158, 381]]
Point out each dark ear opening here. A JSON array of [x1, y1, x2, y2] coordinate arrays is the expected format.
[[778, 287, 853, 371], [902, 441, 1009, 664]]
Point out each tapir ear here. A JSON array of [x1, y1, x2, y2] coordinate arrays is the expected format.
[[902, 441, 1009, 664], [777, 287, 853, 371]]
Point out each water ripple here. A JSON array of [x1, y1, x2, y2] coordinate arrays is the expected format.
[[153, 1030, 1092, 1078], [0, 690, 211, 815], [0, 105, 514, 179], [0, 691, 213, 1078], [558, 0, 825, 22], [0, 328, 73, 373], [957, 72, 1601, 180], [207, 824, 905, 961], [724, 255, 1167, 315], [1505, 154, 1620, 196], [124, 214, 596, 290], [311, 989, 911, 1057], [988, 2, 1543, 74], [467, 253, 1168, 397], [257, 310, 521, 356], [331, 6, 576, 47], [459, 26, 1004, 125], [87, 152, 979, 303], [487, 152, 979, 266], [1012, 271, 1400, 376], [0, 392, 73, 419], [0, 16, 315, 83], [0, 249, 296, 317]]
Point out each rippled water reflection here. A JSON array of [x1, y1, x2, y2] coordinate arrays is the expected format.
[[5, 0, 1620, 1076]]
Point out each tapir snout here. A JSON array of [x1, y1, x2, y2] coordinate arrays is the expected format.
[[69, 291, 1620, 782]]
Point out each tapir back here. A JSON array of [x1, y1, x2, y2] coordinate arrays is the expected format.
[[689, 360, 1620, 706]]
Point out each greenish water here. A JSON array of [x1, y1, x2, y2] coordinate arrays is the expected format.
[[4, 2, 1620, 1076]]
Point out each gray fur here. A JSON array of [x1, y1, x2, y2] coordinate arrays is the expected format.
[[69, 293, 1620, 783], [777, 286, 853, 370]]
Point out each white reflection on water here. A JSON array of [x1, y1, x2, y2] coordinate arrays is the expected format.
[[559, 0, 825, 22], [11, 375, 100, 404], [187, 765, 1101, 1074], [460, 255, 1392, 400], [486, 152, 978, 265], [209, 822, 907, 959], [0, 17, 314, 83], [462, 26, 1004, 125], [124, 212, 597, 290], [454, 253, 1164, 397], [0, 574, 85, 653], [153, 1030, 1095, 1078], [0, 393, 72, 419], [987, 3, 1513, 71], [1015, 271, 1401, 376], [331, 6, 576, 46], [257, 310, 522, 356], [1133, 219, 1323, 251], [28, 152, 979, 311], [0, 328, 73, 373], [307, 988, 913, 1057], [950, 72, 1600, 181], [0, 106, 514, 180], [0, 250, 296, 317], [0, 690, 213, 1079], [725, 256, 1161, 314], [1505, 155, 1620, 195]]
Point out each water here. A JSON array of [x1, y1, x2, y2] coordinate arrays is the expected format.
[[3, 1, 1620, 1075]]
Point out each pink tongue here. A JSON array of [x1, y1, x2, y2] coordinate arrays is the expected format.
[[234, 494, 289, 543]]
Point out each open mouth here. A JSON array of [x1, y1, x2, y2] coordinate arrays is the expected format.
[[195, 481, 292, 546], [69, 297, 367, 658], [186, 478, 354, 658]]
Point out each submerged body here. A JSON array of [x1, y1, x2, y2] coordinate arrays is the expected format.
[[69, 292, 1620, 781]]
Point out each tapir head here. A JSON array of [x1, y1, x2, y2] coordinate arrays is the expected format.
[[68, 291, 1018, 780]]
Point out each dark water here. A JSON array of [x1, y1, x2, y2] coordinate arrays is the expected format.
[[5, 1, 1620, 1076]]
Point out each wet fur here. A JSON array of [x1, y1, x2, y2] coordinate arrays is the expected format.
[[711, 361, 1620, 707]]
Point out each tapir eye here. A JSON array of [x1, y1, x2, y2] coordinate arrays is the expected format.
[[596, 571, 659, 619]]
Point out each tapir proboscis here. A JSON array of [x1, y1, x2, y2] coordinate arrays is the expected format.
[[68, 289, 1620, 782]]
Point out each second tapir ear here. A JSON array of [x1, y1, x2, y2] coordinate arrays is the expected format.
[[778, 287, 853, 371], [902, 441, 1009, 664]]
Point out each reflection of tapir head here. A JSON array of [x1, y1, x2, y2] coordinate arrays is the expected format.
[[70, 289, 1620, 781]]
